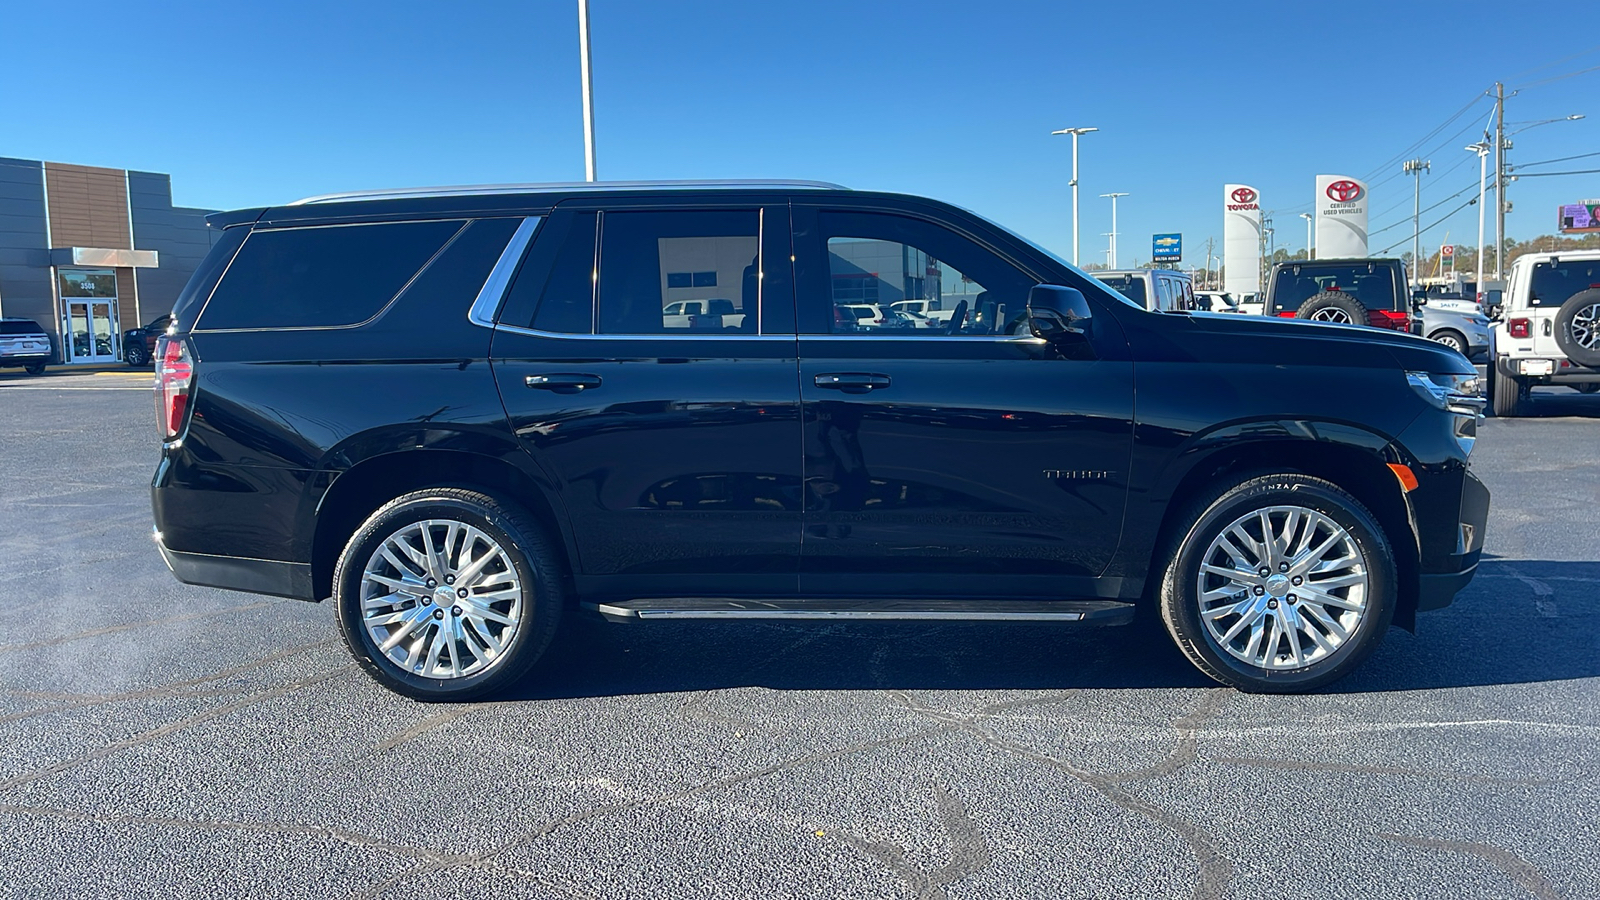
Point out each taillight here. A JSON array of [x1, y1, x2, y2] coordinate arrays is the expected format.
[[1370, 309, 1410, 331], [1508, 318, 1531, 339], [1275, 311, 1297, 318], [154, 336, 194, 440]]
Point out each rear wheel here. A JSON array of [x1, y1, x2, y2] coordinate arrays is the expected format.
[[125, 343, 149, 367], [1576, 384, 1599, 395], [334, 488, 563, 701], [1159, 474, 1396, 693], [1490, 363, 1525, 417], [23, 362, 46, 376], [1296, 292, 1366, 325]]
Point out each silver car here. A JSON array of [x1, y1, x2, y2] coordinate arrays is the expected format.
[[1419, 300, 1490, 358]]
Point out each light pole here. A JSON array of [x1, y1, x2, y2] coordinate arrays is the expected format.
[[1101, 192, 1128, 269], [1403, 159, 1430, 288], [1299, 212, 1313, 260], [1466, 141, 1490, 296], [578, 0, 598, 181], [1051, 126, 1098, 266]]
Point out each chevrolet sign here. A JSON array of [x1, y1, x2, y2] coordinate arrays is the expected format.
[[1152, 233, 1182, 262]]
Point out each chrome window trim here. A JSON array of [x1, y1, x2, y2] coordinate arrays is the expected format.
[[800, 334, 1047, 344], [493, 323, 795, 342], [467, 217, 543, 330], [292, 180, 848, 206]]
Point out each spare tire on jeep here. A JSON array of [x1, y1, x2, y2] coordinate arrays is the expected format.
[[1296, 291, 1367, 325], [1554, 288, 1600, 367]]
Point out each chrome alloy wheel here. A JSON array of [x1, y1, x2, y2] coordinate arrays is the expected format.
[[1308, 308, 1354, 324], [1573, 302, 1600, 350], [360, 519, 522, 679], [1196, 505, 1369, 671]]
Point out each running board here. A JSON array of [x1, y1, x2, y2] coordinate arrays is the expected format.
[[586, 598, 1135, 624]]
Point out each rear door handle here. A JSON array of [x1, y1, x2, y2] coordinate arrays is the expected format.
[[814, 373, 890, 393], [525, 373, 602, 393]]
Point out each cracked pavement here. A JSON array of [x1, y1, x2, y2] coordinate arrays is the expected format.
[[1, 380, 1597, 899]]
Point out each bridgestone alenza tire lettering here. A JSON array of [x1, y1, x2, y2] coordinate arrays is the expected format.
[[334, 488, 562, 701], [1158, 473, 1397, 693]]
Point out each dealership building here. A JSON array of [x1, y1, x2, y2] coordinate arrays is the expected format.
[[0, 157, 217, 365]]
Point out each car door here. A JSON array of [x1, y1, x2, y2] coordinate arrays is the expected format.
[[490, 200, 802, 599], [791, 203, 1135, 600]]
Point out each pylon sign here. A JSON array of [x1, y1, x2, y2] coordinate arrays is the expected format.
[[1315, 175, 1370, 258], [1223, 184, 1262, 295]]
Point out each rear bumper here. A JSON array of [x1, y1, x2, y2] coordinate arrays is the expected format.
[[154, 528, 316, 601], [1494, 355, 1600, 383]]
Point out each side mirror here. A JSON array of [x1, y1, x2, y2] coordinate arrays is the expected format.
[[1027, 284, 1093, 343], [1410, 290, 1428, 311]]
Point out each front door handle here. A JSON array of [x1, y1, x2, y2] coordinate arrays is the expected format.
[[814, 373, 890, 393], [526, 373, 602, 393]]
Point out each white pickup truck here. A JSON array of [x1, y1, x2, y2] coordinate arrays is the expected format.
[[1486, 249, 1600, 416]]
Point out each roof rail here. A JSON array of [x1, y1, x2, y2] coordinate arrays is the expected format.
[[288, 179, 850, 206]]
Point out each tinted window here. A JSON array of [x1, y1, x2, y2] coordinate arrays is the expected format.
[[598, 210, 759, 334], [818, 212, 1034, 336], [1097, 275, 1147, 306], [198, 220, 463, 329], [507, 212, 597, 334], [1269, 263, 1399, 313], [1529, 259, 1600, 307], [0, 320, 46, 335]]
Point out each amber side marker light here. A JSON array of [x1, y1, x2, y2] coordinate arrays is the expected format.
[[1387, 463, 1419, 493]]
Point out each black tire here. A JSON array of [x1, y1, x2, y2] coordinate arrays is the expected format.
[[1429, 329, 1467, 356], [1554, 288, 1600, 368], [1576, 383, 1599, 394], [125, 343, 149, 367], [23, 362, 46, 376], [1490, 363, 1525, 417], [1158, 473, 1397, 693], [334, 488, 563, 701], [1295, 291, 1366, 325]]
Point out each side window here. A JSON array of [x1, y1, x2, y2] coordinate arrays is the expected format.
[[500, 212, 597, 334], [598, 210, 759, 334], [197, 220, 463, 330], [816, 211, 1034, 336]]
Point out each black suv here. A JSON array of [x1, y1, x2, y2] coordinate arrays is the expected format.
[[1266, 258, 1416, 333], [151, 181, 1489, 699]]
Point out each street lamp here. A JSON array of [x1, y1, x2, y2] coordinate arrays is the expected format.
[[1466, 141, 1490, 297], [1100, 192, 1128, 269], [1495, 112, 1583, 278], [1299, 212, 1313, 260], [1051, 126, 1098, 266], [578, 0, 598, 181]]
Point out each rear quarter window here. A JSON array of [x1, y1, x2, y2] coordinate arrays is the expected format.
[[197, 220, 464, 330]]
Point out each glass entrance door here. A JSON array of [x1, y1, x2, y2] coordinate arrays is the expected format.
[[58, 268, 119, 363], [66, 301, 117, 362]]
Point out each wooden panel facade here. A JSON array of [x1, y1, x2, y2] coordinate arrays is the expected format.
[[44, 162, 132, 250]]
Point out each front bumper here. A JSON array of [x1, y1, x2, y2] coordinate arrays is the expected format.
[[1413, 468, 1490, 611]]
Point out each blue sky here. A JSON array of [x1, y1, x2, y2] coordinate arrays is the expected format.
[[4, 0, 1598, 270]]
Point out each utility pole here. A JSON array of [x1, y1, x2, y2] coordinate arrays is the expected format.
[[1494, 82, 1505, 280], [1101, 192, 1128, 268], [578, 0, 598, 182], [1404, 159, 1430, 288], [1203, 236, 1217, 289], [1299, 212, 1313, 260], [1259, 212, 1274, 287], [1052, 127, 1098, 266]]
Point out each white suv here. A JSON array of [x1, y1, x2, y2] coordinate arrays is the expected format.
[[1486, 249, 1600, 416]]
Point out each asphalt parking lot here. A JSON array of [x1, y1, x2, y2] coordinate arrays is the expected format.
[[1, 369, 1597, 900]]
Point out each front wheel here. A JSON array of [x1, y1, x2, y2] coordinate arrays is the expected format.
[[1430, 329, 1467, 356], [125, 343, 149, 367], [23, 362, 46, 376], [1159, 474, 1396, 693], [334, 488, 563, 701]]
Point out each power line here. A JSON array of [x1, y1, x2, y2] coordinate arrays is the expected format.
[[1513, 149, 1600, 169], [1515, 62, 1600, 91], [1512, 168, 1600, 178], [1503, 43, 1600, 82], [1369, 181, 1479, 238], [1360, 93, 1491, 184], [1375, 195, 1480, 255]]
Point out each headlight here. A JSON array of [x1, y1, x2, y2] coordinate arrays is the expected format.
[[1407, 371, 1485, 417]]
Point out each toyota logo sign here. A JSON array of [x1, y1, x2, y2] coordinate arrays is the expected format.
[[1231, 187, 1257, 204], [1326, 180, 1363, 203]]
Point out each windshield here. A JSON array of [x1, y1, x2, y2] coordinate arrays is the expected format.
[[1269, 263, 1399, 313], [1529, 259, 1600, 307], [1095, 275, 1147, 306]]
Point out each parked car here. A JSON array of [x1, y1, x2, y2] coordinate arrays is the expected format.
[[1486, 249, 1600, 415], [1264, 258, 1414, 333], [1093, 269, 1194, 312], [151, 180, 1488, 700], [0, 318, 52, 375], [122, 314, 172, 366], [889, 298, 955, 324], [1234, 292, 1264, 316], [1193, 290, 1241, 314], [1418, 304, 1490, 358]]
